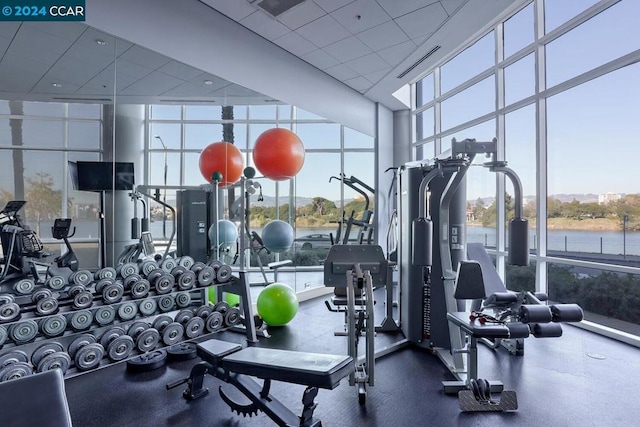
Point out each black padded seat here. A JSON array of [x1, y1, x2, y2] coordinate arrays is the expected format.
[[0, 369, 72, 427], [331, 296, 368, 306], [447, 312, 511, 339]]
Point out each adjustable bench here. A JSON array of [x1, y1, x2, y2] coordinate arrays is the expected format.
[[168, 339, 353, 427]]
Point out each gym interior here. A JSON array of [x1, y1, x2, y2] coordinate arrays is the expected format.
[[1, 0, 639, 425]]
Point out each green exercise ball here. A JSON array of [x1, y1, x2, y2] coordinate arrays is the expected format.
[[256, 283, 299, 326], [208, 289, 240, 306]]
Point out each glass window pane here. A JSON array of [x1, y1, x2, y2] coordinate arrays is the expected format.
[[278, 105, 293, 119], [232, 106, 248, 120], [414, 141, 434, 160], [344, 126, 374, 149], [0, 119, 64, 148], [69, 120, 101, 150], [442, 119, 496, 157], [441, 31, 495, 94], [150, 152, 181, 186], [150, 123, 181, 149], [416, 73, 434, 108], [416, 108, 434, 140], [441, 76, 495, 131], [504, 3, 534, 58], [249, 105, 277, 120], [547, 63, 640, 262], [23, 102, 65, 117], [545, 0, 600, 33], [151, 105, 181, 120], [505, 53, 535, 106], [68, 103, 101, 119], [546, 1, 640, 88], [343, 152, 375, 242], [185, 123, 222, 150], [295, 123, 340, 149], [0, 100, 9, 114], [185, 105, 222, 120]]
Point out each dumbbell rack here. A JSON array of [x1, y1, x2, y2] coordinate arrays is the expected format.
[[0, 256, 255, 381]]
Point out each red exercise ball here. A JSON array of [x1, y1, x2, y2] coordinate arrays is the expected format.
[[253, 128, 305, 181], [199, 141, 244, 186]]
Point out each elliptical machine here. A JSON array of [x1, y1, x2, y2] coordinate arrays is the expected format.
[[46, 218, 79, 279]]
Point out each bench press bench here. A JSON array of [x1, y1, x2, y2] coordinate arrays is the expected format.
[[168, 339, 353, 426]]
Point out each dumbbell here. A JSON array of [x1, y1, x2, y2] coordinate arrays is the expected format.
[[195, 266, 215, 288], [130, 279, 151, 299], [207, 260, 233, 284], [0, 301, 21, 323], [160, 257, 177, 273], [212, 301, 242, 328], [0, 350, 33, 383], [13, 278, 36, 295], [127, 321, 160, 353], [117, 301, 139, 322], [9, 319, 39, 344], [122, 273, 142, 291], [45, 275, 67, 291], [175, 292, 191, 309], [102, 282, 125, 304], [174, 308, 205, 339], [157, 295, 175, 313], [177, 255, 195, 269], [94, 306, 116, 326], [68, 269, 93, 286], [39, 314, 67, 338], [138, 298, 158, 317], [154, 273, 175, 295], [195, 304, 214, 319], [0, 325, 7, 349], [100, 326, 135, 362], [152, 315, 184, 346], [117, 262, 139, 278], [31, 342, 71, 375], [94, 267, 117, 281], [139, 260, 159, 277], [69, 310, 93, 331], [68, 333, 104, 371], [95, 278, 115, 294], [171, 266, 197, 291]]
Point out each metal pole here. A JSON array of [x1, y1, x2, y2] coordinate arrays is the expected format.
[[623, 215, 628, 259], [154, 135, 168, 240]]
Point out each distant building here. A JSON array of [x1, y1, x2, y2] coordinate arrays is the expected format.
[[598, 193, 623, 204]]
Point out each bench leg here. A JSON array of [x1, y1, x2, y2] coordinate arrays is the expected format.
[[183, 361, 215, 400]]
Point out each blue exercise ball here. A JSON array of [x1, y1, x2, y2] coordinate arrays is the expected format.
[[208, 219, 238, 246], [261, 220, 294, 253]]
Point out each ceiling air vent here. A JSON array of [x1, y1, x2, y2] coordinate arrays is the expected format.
[[52, 97, 112, 102], [255, 0, 306, 17], [396, 46, 441, 79]]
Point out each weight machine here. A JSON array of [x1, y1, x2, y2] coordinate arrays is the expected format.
[[329, 174, 375, 245]]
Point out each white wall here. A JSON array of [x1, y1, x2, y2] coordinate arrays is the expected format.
[[375, 103, 394, 250]]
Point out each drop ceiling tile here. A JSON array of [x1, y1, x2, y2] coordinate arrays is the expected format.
[[362, 67, 392, 84], [32, 80, 82, 94], [323, 36, 371, 62], [161, 81, 211, 97], [376, 0, 440, 19], [59, 44, 114, 69], [158, 61, 203, 81], [119, 45, 172, 70], [213, 84, 262, 97], [76, 27, 133, 56], [12, 26, 73, 56], [413, 33, 434, 46], [356, 20, 409, 51], [441, 0, 469, 16], [343, 75, 371, 91], [277, 1, 326, 30], [394, 3, 448, 39], [114, 59, 155, 80], [301, 49, 340, 69], [274, 31, 317, 56], [45, 61, 103, 85], [22, 22, 86, 42], [0, 53, 51, 92], [296, 15, 350, 48], [344, 52, 388, 74], [376, 40, 417, 65], [240, 11, 291, 40], [194, 73, 233, 91], [120, 71, 184, 96], [199, 0, 256, 21], [313, 0, 356, 13], [331, 0, 390, 34], [0, 22, 19, 38], [324, 63, 358, 80]]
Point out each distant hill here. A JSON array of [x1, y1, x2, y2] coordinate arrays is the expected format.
[[469, 193, 600, 205]]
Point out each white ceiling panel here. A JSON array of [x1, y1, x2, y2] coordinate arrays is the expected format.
[[199, 0, 256, 21], [60, 44, 115, 69], [159, 61, 204, 81], [313, 0, 356, 14], [161, 81, 213, 97], [274, 31, 317, 56], [344, 75, 371, 91], [324, 63, 359, 80], [330, 0, 390, 34], [113, 59, 154, 80], [119, 45, 172, 69], [344, 52, 388, 74], [376, 0, 440, 19], [31, 80, 82, 94], [394, 2, 448, 39], [362, 67, 392, 84], [296, 14, 351, 47], [23, 21, 86, 42], [356, 20, 410, 51], [441, 0, 469, 16], [241, 11, 291, 40], [323, 35, 372, 62], [0, 22, 19, 38], [301, 48, 340, 69], [277, 1, 326, 30], [120, 70, 184, 95], [376, 40, 417, 65]]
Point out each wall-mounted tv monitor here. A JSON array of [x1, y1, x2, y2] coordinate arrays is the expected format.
[[71, 161, 135, 191]]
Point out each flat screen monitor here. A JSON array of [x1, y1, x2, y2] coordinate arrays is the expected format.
[[75, 161, 135, 191]]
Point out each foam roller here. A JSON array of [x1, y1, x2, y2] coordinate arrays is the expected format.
[[506, 322, 530, 338], [519, 304, 553, 323], [531, 323, 563, 338], [551, 304, 584, 323]]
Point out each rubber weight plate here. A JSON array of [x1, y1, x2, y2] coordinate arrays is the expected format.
[[155, 274, 175, 294], [0, 294, 15, 305], [117, 301, 138, 321], [161, 322, 184, 346], [190, 262, 206, 275], [118, 262, 139, 278], [71, 269, 93, 286], [178, 255, 195, 269], [174, 308, 194, 325], [205, 311, 224, 333], [138, 298, 158, 316], [127, 321, 149, 339], [13, 278, 35, 295], [166, 342, 198, 362], [94, 267, 116, 281], [130, 279, 150, 299], [68, 333, 96, 358], [73, 291, 94, 310], [36, 297, 59, 316], [37, 352, 71, 374], [0, 350, 29, 367], [196, 266, 215, 287], [107, 335, 135, 362], [0, 362, 33, 382], [175, 292, 191, 308], [152, 315, 173, 332], [123, 273, 142, 290], [31, 342, 64, 367], [136, 328, 160, 353], [9, 319, 38, 344], [160, 257, 177, 273], [195, 304, 214, 319], [95, 278, 115, 294], [102, 283, 124, 304], [177, 270, 196, 291], [146, 269, 164, 286], [185, 316, 205, 339], [140, 260, 158, 277], [69, 310, 93, 331], [45, 275, 66, 291], [207, 259, 223, 270], [75, 343, 104, 371], [0, 325, 7, 348], [126, 349, 166, 373], [39, 315, 67, 337], [224, 307, 242, 327], [213, 301, 230, 314], [94, 306, 116, 326], [67, 284, 85, 299], [158, 295, 175, 313], [0, 302, 21, 323], [170, 265, 187, 279], [31, 288, 53, 304], [99, 326, 127, 349], [215, 265, 233, 283]]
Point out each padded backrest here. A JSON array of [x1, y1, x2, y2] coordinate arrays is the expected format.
[[454, 260, 487, 300], [0, 369, 73, 427], [466, 243, 508, 296]]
